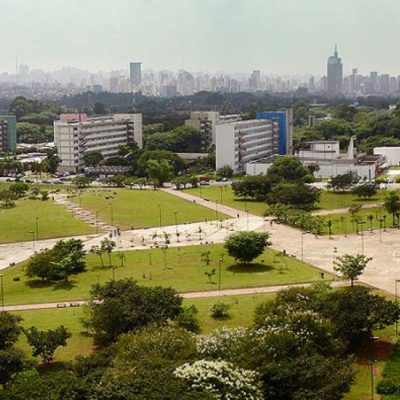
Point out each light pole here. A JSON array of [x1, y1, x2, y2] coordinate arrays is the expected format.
[[110, 203, 114, 226], [0, 274, 4, 308], [30, 231, 35, 252], [332, 247, 338, 281], [158, 204, 162, 227], [199, 185, 203, 198], [379, 218, 383, 242], [369, 336, 379, 400], [35, 216, 39, 241], [218, 258, 223, 291], [215, 200, 218, 220], [174, 211, 178, 235], [246, 210, 250, 231], [219, 186, 223, 205], [112, 265, 116, 281]]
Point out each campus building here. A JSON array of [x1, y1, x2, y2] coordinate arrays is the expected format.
[[54, 113, 142, 172], [0, 115, 17, 152], [185, 111, 241, 151], [215, 119, 280, 172]]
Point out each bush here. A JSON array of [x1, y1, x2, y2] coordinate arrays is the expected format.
[[210, 302, 231, 319], [175, 305, 201, 333], [377, 377, 400, 395], [13, 276, 21, 282]]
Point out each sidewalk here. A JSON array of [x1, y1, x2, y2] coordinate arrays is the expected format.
[[1, 281, 348, 312]]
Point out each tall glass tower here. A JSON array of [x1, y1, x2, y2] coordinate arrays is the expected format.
[[327, 46, 343, 96]]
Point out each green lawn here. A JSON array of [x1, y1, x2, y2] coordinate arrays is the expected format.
[[319, 207, 393, 235], [183, 185, 390, 215], [15, 307, 93, 362], [14, 293, 275, 363], [317, 190, 388, 210], [0, 198, 95, 244], [69, 188, 226, 230], [1, 243, 329, 306], [183, 185, 269, 216]]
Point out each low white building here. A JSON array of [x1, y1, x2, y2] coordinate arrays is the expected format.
[[373, 147, 400, 166], [216, 119, 279, 172], [54, 113, 142, 172]]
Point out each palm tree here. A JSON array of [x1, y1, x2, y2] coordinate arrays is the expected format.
[[100, 238, 116, 266]]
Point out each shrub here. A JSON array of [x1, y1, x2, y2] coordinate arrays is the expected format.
[[210, 302, 231, 319], [377, 376, 400, 395]]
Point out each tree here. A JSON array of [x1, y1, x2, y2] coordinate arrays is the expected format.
[[137, 150, 186, 176], [83, 151, 104, 167], [216, 165, 234, 179], [24, 326, 71, 364], [266, 156, 311, 184], [146, 159, 173, 187], [353, 183, 377, 199], [266, 182, 321, 210], [40, 151, 61, 174], [93, 102, 106, 115], [384, 191, 400, 227], [224, 232, 270, 265], [328, 172, 359, 191], [90, 245, 105, 268], [8, 182, 29, 198], [0, 312, 30, 387], [88, 279, 183, 344], [0, 189, 16, 208], [334, 254, 372, 287], [26, 239, 86, 281], [231, 175, 270, 200], [72, 176, 92, 188], [100, 238, 116, 266]]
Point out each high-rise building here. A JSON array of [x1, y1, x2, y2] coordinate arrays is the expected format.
[[129, 62, 142, 87], [327, 46, 343, 96], [215, 119, 280, 172], [54, 113, 142, 172], [249, 70, 261, 92], [0, 115, 17, 151]]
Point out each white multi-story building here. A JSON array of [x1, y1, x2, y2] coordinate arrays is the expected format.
[[216, 119, 279, 172], [185, 111, 241, 151], [54, 113, 142, 172]]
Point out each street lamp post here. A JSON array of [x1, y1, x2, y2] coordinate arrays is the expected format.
[[174, 211, 178, 235], [35, 216, 39, 241], [383, 215, 387, 232], [379, 219, 383, 242], [110, 203, 114, 226], [220, 186, 223, 205], [218, 258, 223, 291], [332, 247, 338, 281], [215, 200, 218, 220], [30, 231, 35, 252], [301, 231, 308, 262], [158, 204, 162, 227], [112, 265, 116, 281], [246, 210, 250, 231]]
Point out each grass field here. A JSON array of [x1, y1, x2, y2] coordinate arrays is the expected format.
[[69, 188, 226, 230], [1, 243, 328, 306], [183, 185, 390, 215], [14, 293, 275, 363], [319, 207, 394, 235], [0, 198, 95, 244]]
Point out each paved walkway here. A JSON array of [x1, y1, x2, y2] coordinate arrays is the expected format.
[[1, 281, 349, 312]]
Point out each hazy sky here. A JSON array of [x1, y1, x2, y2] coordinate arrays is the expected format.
[[1, 0, 400, 76]]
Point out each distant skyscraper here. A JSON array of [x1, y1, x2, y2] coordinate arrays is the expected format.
[[327, 46, 343, 96], [129, 62, 142, 87], [249, 70, 261, 91]]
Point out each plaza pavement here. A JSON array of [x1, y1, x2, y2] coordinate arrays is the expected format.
[[1, 188, 400, 298]]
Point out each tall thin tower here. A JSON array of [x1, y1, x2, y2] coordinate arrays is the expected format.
[[327, 45, 343, 96]]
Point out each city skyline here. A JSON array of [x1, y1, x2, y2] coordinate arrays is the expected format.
[[1, 0, 400, 75]]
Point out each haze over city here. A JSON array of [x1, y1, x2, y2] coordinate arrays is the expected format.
[[1, 0, 400, 75]]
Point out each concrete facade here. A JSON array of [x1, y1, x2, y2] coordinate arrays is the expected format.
[[374, 147, 400, 166], [216, 119, 279, 172], [185, 111, 241, 151], [54, 113, 142, 172]]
